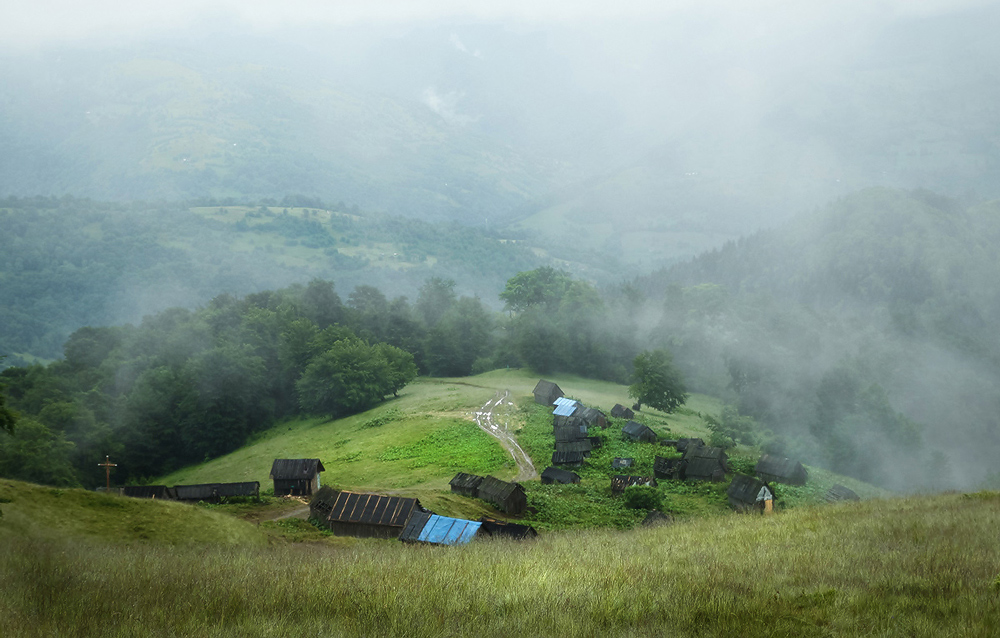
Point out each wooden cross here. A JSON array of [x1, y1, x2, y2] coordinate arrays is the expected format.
[[98, 455, 117, 491]]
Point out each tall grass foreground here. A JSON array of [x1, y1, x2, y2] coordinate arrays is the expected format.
[[3, 493, 999, 637]]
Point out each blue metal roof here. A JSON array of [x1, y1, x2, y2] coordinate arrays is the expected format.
[[553, 396, 576, 407], [417, 515, 482, 545], [552, 402, 580, 417]]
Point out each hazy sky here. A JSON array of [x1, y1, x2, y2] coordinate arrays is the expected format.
[[2, 0, 993, 47]]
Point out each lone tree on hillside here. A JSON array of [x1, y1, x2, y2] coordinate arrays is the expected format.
[[628, 349, 688, 414]]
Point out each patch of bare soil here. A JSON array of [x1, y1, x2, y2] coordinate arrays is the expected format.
[[472, 391, 537, 481]]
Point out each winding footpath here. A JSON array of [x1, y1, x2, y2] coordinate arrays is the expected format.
[[472, 390, 538, 481]]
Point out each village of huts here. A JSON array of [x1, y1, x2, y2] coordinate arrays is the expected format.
[[108, 378, 864, 545]]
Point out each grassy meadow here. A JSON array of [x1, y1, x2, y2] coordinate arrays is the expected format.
[[2, 488, 999, 637]]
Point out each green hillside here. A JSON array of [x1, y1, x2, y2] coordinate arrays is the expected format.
[[3, 489, 998, 637]]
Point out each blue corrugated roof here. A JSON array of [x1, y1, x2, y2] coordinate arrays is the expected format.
[[553, 402, 579, 416], [417, 515, 482, 545], [553, 396, 576, 407]]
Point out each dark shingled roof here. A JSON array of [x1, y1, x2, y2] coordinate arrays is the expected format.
[[684, 445, 728, 468], [310, 486, 422, 528], [554, 424, 589, 442], [449, 472, 485, 491], [610, 404, 635, 420], [675, 438, 705, 453], [824, 484, 860, 503], [479, 517, 538, 540], [654, 455, 684, 479], [610, 475, 658, 494], [755, 454, 808, 486], [555, 440, 593, 455], [622, 421, 658, 443], [540, 466, 581, 484], [270, 458, 325, 480], [551, 449, 586, 466], [533, 379, 564, 405], [683, 457, 726, 482]]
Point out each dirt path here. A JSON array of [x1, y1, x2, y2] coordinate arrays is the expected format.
[[473, 390, 538, 481]]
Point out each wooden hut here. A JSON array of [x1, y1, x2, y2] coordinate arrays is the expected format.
[[577, 407, 607, 429], [610, 475, 658, 495], [612, 457, 634, 469], [399, 511, 482, 546], [477, 476, 528, 516], [533, 380, 564, 406], [552, 401, 585, 428], [755, 454, 808, 486], [309, 486, 424, 539], [449, 472, 485, 497], [270, 458, 325, 496], [654, 455, 685, 479], [824, 484, 860, 503], [622, 421, 658, 443], [122, 485, 171, 499], [682, 445, 728, 482], [479, 517, 538, 540], [555, 440, 592, 457], [551, 449, 586, 467], [610, 403, 635, 420], [554, 424, 589, 442], [727, 473, 773, 513], [540, 466, 581, 484]]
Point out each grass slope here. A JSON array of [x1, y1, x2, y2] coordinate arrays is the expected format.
[[0, 479, 266, 546], [3, 491, 999, 637]]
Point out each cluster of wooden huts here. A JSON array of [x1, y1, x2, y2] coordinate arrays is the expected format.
[[533, 379, 605, 485], [120, 458, 326, 503], [309, 477, 537, 546]]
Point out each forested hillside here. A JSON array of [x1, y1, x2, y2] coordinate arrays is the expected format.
[[0, 196, 555, 363], [630, 188, 1000, 490]]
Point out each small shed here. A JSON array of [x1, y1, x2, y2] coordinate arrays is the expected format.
[[654, 456, 685, 479], [477, 476, 528, 516], [552, 401, 584, 428], [577, 407, 607, 428], [554, 424, 589, 442], [824, 484, 860, 503], [551, 449, 586, 467], [611, 475, 658, 495], [555, 440, 592, 457], [540, 466, 581, 484], [612, 457, 634, 469], [310, 486, 424, 539], [122, 485, 171, 499], [727, 473, 774, 512], [449, 472, 485, 497], [270, 458, 325, 496], [479, 517, 538, 540], [399, 511, 482, 546], [533, 380, 564, 406], [622, 421, 658, 443], [755, 454, 808, 486], [610, 403, 635, 420]]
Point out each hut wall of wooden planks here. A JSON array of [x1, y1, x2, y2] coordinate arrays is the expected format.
[[271, 459, 325, 496], [310, 487, 424, 539]]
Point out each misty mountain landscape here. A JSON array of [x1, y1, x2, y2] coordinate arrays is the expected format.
[[3, 2, 1000, 635]]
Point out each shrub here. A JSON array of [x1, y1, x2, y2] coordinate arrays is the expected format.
[[623, 485, 663, 510]]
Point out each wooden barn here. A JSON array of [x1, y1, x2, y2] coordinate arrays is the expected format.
[[479, 517, 538, 540], [122, 485, 171, 499], [173, 481, 260, 502], [682, 445, 728, 482], [533, 379, 564, 406], [610, 403, 635, 420], [551, 449, 586, 467], [540, 466, 581, 484], [612, 457, 634, 469], [399, 511, 482, 546], [610, 475, 658, 495], [270, 458, 325, 496], [727, 473, 774, 513], [622, 421, 658, 443], [755, 454, 808, 486], [577, 407, 607, 428], [310, 486, 425, 539], [824, 484, 860, 503], [449, 472, 485, 497], [477, 476, 528, 516]]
